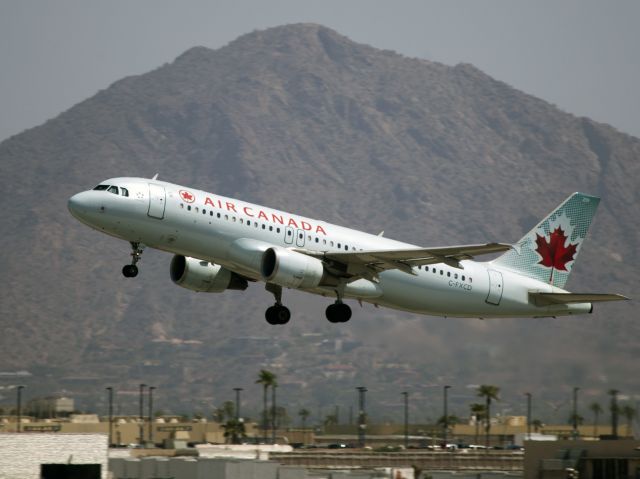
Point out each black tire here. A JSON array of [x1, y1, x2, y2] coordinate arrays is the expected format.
[[265, 306, 279, 325], [338, 303, 352, 322], [122, 265, 138, 278], [326, 303, 352, 323], [276, 306, 291, 324]]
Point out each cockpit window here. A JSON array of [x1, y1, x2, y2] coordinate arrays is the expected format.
[[93, 185, 109, 191], [121, 187, 129, 197], [107, 186, 119, 195]]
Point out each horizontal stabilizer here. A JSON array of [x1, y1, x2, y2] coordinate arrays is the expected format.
[[529, 292, 629, 306]]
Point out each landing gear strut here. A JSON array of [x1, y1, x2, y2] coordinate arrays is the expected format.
[[326, 284, 352, 323], [265, 283, 291, 325], [122, 242, 144, 278]]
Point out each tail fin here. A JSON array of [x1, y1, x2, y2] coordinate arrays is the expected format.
[[493, 193, 600, 288]]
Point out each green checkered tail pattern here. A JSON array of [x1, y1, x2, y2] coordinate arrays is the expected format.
[[493, 193, 600, 289]]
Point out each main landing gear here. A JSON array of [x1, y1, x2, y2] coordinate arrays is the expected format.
[[264, 284, 352, 325], [265, 283, 291, 325], [325, 301, 352, 323], [122, 242, 144, 278]]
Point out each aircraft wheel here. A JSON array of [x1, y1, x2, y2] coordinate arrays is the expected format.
[[326, 303, 351, 323], [122, 264, 139, 278], [266, 305, 290, 325]]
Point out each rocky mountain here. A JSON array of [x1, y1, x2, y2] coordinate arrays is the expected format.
[[0, 24, 637, 421]]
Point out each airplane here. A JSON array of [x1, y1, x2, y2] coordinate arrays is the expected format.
[[68, 177, 627, 325]]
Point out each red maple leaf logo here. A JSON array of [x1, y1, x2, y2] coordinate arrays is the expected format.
[[180, 190, 195, 203], [535, 226, 578, 283]]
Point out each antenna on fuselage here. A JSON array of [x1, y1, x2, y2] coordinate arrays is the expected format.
[[151, 173, 159, 180]]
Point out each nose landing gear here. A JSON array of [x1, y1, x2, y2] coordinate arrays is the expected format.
[[122, 242, 144, 278]]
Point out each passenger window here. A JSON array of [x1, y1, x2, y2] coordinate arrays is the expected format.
[[225, 215, 229, 220], [210, 211, 213, 216], [262, 224, 266, 229], [447, 272, 451, 277], [299, 233, 303, 239], [187, 205, 192, 211], [344, 244, 348, 250], [287, 230, 292, 236], [121, 187, 129, 197], [202, 209, 206, 215], [232, 217, 236, 222], [469, 277, 473, 283], [240, 218, 244, 224], [323, 239, 327, 245], [330, 241, 334, 247], [255, 223, 258, 228], [315, 238, 319, 243], [440, 270, 443, 275], [195, 207, 199, 212], [269, 226, 273, 231], [247, 221, 251, 226], [462, 275, 465, 281], [107, 186, 119, 195], [454, 273, 458, 279], [337, 243, 341, 248], [180, 203, 184, 209], [277, 228, 281, 233], [217, 213, 221, 218]]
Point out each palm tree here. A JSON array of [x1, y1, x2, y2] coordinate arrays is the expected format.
[[299, 408, 311, 429], [589, 402, 603, 438], [477, 385, 500, 449], [470, 403, 486, 445], [256, 369, 277, 443], [621, 404, 637, 438]]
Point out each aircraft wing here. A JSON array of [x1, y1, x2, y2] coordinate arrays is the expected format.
[[296, 243, 511, 279], [529, 292, 629, 306]]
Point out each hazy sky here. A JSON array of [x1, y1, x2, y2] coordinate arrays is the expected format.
[[1, 0, 639, 142]]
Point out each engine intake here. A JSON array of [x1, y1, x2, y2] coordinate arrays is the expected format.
[[261, 247, 325, 289], [170, 255, 247, 293]]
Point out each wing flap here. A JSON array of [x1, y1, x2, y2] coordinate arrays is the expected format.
[[529, 292, 629, 306]]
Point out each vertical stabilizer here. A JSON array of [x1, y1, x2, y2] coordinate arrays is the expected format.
[[493, 193, 600, 288]]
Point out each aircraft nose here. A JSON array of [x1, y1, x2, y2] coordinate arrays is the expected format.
[[68, 191, 100, 222], [68, 192, 86, 218]]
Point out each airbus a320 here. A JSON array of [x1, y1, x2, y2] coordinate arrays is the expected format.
[[68, 177, 627, 325]]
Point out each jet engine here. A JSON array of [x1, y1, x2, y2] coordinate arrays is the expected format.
[[170, 255, 247, 292], [261, 247, 326, 289]]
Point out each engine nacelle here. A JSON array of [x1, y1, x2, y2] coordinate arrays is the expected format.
[[261, 247, 325, 289], [170, 255, 247, 293]]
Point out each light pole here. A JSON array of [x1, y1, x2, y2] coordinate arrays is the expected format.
[[402, 391, 409, 449], [233, 388, 243, 445], [106, 387, 113, 446], [16, 386, 24, 433], [356, 387, 367, 448], [525, 393, 532, 441], [572, 387, 580, 440], [139, 383, 146, 447], [610, 389, 619, 439], [443, 385, 451, 447], [272, 384, 277, 444], [148, 386, 156, 445]]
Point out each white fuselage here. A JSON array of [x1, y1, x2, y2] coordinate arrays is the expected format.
[[68, 177, 592, 319]]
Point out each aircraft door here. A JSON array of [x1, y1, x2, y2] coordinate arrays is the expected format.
[[148, 184, 166, 219], [284, 226, 294, 244], [295, 229, 306, 247], [485, 270, 504, 305]]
